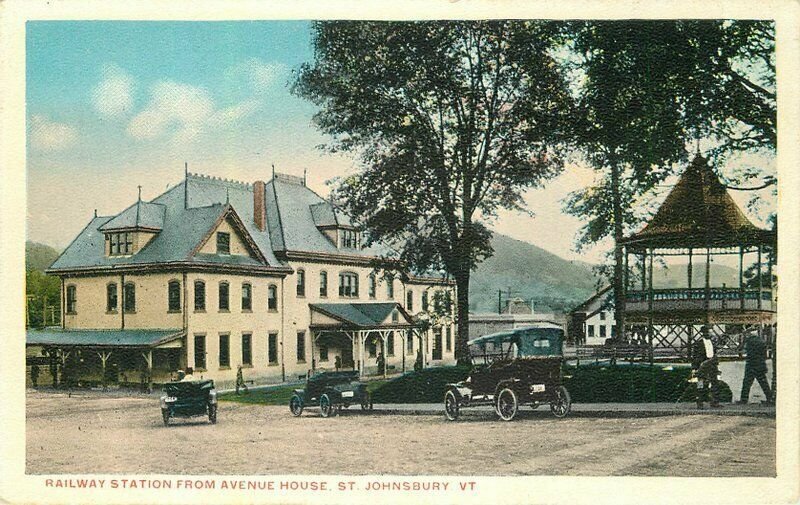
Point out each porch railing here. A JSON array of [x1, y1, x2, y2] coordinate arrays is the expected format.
[[625, 287, 773, 312]]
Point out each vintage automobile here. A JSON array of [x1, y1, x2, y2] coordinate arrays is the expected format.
[[160, 379, 218, 426], [289, 370, 373, 418], [444, 323, 572, 421]]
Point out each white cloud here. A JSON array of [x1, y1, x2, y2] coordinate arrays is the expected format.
[[229, 58, 287, 93], [92, 64, 135, 118], [29, 115, 78, 151], [128, 80, 262, 144]]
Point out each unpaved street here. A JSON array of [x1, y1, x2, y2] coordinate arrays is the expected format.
[[26, 392, 775, 476]]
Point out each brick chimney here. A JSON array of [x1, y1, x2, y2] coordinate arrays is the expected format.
[[253, 180, 266, 231]]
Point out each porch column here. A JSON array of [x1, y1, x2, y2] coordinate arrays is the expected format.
[[141, 350, 153, 393], [97, 350, 112, 390], [310, 332, 316, 373], [380, 331, 387, 379], [358, 331, 365, 378], [401, 330, 406, 373]]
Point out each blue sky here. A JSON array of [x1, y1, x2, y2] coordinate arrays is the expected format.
[[25, 21, 774, 265]]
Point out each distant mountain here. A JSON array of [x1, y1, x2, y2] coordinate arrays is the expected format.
[[469, 233, 600, 314], [26, 241, 60, 271]]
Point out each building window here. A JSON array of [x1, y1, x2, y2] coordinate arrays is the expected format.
[[422, 291, 429, 312], [611, 325, 617, 337], [391, 310, 399, 323], [600, 311, 606, 321], [386, 275, 394, 299], [108, 232, 133, 256], [407, 290, 414, 312], [242, 333, 252, 366], [218, 282, 229, 311], [194, 280, 206, 311], [407, 334, 414, 354], [268, 284, 278, 311], [106, 283, 117, 312], [319, 344, 329, 362], [446, 326, 452, 352], [168, 280, 181, 312], [66, 285, 77, 314], [194, 334, 206, 369], [123, 282, 136, 313], [339, 272, 359, 298], [340, 229, 359, 248], [241, 283, 252, 311], [268, 333, 278, 364], [296, 269, 306, 297], [368, 274, 376, 299], [387, 332, 395, 356], [219, 334, 230, 368], [296, 331, 306, 363], [600, 326, 607, 338], [319, 271, 328, 297], [588, 325, 595, 338], [217, 232, 230, 255]]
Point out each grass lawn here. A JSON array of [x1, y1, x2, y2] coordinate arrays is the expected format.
[[219, 379, 389, 406]]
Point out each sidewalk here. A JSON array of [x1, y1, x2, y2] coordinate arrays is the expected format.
[[371, 402, 776, 418]]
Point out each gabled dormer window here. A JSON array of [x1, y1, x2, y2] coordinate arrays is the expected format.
[[108, 232, 134, 256], [216, 232, 230, 255], [340, 229, 359, 249]]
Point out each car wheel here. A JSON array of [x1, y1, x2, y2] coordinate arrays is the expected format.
[[496, 387, 519, 422], [320, 393, 333, 418], [208, 404, 218, 424], [360, 392, 372, 411], [290, 395, 304, 417], [550, 386, 572, 418], [444, 390, 460, 421], [161, 408, 170, 426]]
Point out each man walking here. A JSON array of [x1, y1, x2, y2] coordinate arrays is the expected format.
[[738, 332, 773, 404], [692, 325, 720, 409]]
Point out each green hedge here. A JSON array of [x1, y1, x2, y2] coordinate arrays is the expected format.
[[370, 364, 732, 404]]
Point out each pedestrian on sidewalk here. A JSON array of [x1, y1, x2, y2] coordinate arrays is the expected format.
[[692, 326, 720, 409], [737, 332, 773, 404]]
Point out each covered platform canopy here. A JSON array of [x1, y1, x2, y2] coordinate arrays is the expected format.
[[26, 328, 184, 391], [309, 302, 423, 377]]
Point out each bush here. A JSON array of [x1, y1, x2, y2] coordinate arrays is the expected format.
[[371, 366, 471, 404], [371, 363, 732, 404]]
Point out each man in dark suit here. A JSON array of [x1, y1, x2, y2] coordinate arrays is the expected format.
[[737, 332, 773, 404], [692, 325, 720, 408]]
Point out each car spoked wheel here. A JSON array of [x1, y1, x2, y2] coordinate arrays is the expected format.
[[496, 388, 519, 421], [320, 394, 333, 418], [360, 392, 373, 411], [550, 386, 572, 418], [444, 390, 460, 421], [161, 409, 170, 426], [208, 404, 217, 424], [290, 395, 304, 417]]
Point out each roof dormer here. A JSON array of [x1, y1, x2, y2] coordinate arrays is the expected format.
[[99, 200, 165, 257], [309, 200, 360, 249]]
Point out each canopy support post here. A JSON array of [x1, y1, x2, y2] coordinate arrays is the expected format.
[[97, 350, 112, 390], [141, 350, 153, 393]]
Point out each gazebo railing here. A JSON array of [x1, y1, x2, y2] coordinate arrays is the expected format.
[[625, 287, 773, 312]]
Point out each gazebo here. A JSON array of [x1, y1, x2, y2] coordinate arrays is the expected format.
[[620, 154, 776, 360]]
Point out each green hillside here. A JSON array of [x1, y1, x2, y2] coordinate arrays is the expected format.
[[26, 241, 60, 271], [470, 233, 600, 314]]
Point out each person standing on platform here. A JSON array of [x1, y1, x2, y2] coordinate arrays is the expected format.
[[737, 332, 773, 404]]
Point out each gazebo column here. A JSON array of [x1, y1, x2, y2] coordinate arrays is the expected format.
[[647, 248, 654, 364], [687, 248, 694, 355], [757, 244, 763, 311], [739, 246, 745, 310], [704, 247, 711, 325]]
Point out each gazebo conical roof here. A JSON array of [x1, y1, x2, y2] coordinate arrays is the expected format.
[[622, 155, 775, 251]]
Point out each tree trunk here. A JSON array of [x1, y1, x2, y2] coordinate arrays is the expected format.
[[611, 161, 626, 342], [454, 269, 471, 365]]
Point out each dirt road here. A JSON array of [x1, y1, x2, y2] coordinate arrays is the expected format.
[[26, 392, 775, 476]]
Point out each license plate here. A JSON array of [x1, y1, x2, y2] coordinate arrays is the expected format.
[[530, 384, 545, 393], [165, 397, 177, 402], [341, 391, 354, 398]]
